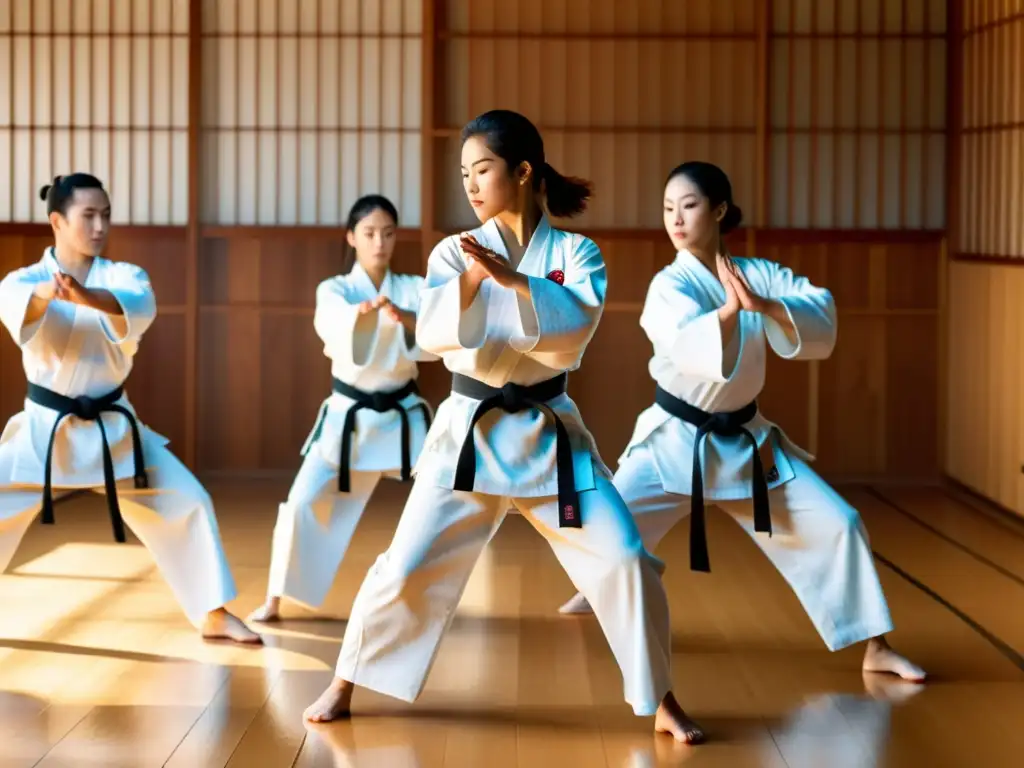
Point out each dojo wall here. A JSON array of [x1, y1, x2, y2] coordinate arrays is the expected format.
[[945, 2, 1024, 515], [0, 0, 948, 483]]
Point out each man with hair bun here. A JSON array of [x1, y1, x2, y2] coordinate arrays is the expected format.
[[0, 173, 260, 645]]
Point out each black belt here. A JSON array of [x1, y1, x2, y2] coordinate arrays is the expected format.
[[26, 382, 148, 543], [654, 385, 772, 573], [451, 372, 580, 528], [332, 378, 431, 492]]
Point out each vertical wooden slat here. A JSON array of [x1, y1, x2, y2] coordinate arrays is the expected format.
[[127, 0, 134, 223], [356, 0, 363, 203], [294, 4, 300, 222], [184, 0, 201, 469], [875, 0, 884, 227], [809, 1, 818, 228], [49, 0, 55, 182], [255, 0, 261, 221], [149, 0, 156, 223], [315, 0, 321, 224], [69, 0, 75, 172], [898, 0, 907, 228], [852, 0, 862, 227], [832, 0, 841, 226], [275, 0, 281, 224], [420, 0, 436, 269], [785, 0, 795, 227], [920, 0, 932, 229], [7, 0, 13, 215], [234, 0, 240, 223], [29, 0, 34, 219], [756, 0, 771, 226]]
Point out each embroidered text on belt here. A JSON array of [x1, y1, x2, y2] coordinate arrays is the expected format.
[[654, 385, 772, 573], [26, 382, 149, 543], [451, 372, 580, 528], [332, 378, 431, 492]]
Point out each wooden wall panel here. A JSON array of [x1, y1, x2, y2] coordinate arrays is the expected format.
[[194, 229, 423, 473], [944, 3, 1024, 517], [946, 261, 1024, 514]]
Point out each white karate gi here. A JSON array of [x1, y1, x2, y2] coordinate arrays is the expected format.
[[264, 264, 435, 609], [0, 248, 237, 626], [333, 216, 673, 717], [614, 251, 893, 650]]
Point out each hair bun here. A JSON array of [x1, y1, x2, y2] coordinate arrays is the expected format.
[[721, 203, 744, 234], [39, 184, 51, 201]]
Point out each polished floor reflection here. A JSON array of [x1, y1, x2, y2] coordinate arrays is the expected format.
[[1, 480, 1022, 766]]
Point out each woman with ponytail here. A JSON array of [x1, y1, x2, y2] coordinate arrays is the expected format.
[[248, 194, 436, 623], [557, 161, 926, 686], [305, 110, 704, 745]]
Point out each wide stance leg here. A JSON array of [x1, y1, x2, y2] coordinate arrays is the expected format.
[[562, 448, 924, 680], [251, 453, 381, 620], [307, 472, 704, 742], [101, 446, 259, 643], [717, 458, 925, 680], [516, 474, 673, 717], [558, 446, 684, 615], [562, 447, 891, 648], [303, 477, 506, 722], [715, 456, 893, 651]]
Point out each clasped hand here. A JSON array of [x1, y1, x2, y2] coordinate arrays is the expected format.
[[358, 294, 412, 327], [35, 272, 96, 307], [458, 234, 524, 290], [716, 253, 770, 315]]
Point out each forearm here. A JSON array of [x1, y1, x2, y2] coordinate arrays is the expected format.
[[763, 299, 797, 343], [717, 305, 740, 346], [84, 289, 126, 316], [23, 293, 52, 326], [459, 271, 484, 310]]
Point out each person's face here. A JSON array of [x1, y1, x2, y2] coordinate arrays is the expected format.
[[348, 207, 397, 271], [52, 188, 111, 257], [461, 135, 524, 222], [663, 174, 725, 253]]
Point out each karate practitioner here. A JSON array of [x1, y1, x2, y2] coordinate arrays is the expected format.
[[304, 110, 705, 744], [0, 174, 260, 644], [249, 195, 435, 623], [557, 161, 925, 683]]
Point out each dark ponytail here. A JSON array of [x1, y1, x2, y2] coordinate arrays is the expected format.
[[666, 161, 743, 235], [40, 173, 106, 217], [461, 109, 592, 219], [341, 194, 399, 273], [541, 162, 592, 218]]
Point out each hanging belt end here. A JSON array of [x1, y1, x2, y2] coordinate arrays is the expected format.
[[40, 501, 55, 526], [134, 473, 149, 490]]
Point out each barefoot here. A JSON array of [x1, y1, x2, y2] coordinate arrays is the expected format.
[[558, 592, 593, 615], [304, 677, 354, 723], [247, 597, 282, 623], [201, 608, 263, 645], [654, 692, 705, 745], [862, 636, 926, 682], [861, 669, 925, 704]]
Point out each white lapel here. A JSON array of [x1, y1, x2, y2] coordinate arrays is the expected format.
[[47, 247, 99, 391], [677, 249, 727, 308], [349, 261, 388, 301], [478, 214, 552, 278]]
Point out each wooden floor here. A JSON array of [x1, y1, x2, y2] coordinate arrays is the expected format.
[[1, 480, 1023, 767]]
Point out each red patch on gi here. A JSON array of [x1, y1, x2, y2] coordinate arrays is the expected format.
[[546, 269, 564, 285]]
